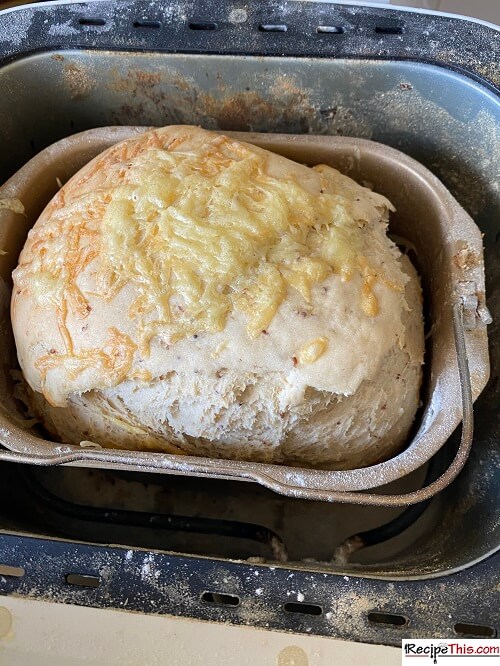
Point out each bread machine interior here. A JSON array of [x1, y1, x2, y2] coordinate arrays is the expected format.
[[0, 0, 498, 646]]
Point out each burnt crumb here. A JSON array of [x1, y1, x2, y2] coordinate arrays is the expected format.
[[193, 334, 198, 339], [380, 403, 387, 411], [261, 329, 269, 335], [63, 63, 94, 101], [453, 246, 479, 270], [292, 356, 298, 367], [51, 54, 65, 61], [49, 349, 57, 355], [399, 82, 413, 90], [395, 374, 401, 380], [86, 305, 92, 313], [320, 107, 338, 119], [322, 286, 328, 294], [319, 189, 324, 194], [295, 310, 309, 318]]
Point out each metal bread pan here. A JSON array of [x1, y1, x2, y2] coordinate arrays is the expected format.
[[0, 127, 490, 503]]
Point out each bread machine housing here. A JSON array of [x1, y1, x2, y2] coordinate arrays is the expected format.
[[0, 0, 498, 646]]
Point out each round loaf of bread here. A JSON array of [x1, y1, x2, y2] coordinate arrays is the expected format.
[[11, 125, 424, 469]]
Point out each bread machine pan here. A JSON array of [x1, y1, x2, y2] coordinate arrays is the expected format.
[[0, 128, 490, 504]]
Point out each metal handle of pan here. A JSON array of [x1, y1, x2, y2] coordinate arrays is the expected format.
[[311, 298, 474, 506], [0, 300, 474, 507]]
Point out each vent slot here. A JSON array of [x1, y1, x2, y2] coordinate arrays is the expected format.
[[368, 611, 408, 627], [65, 573, 100, 588], [375, 25, 404, 35], [0, 565, 25, 578], [259, 24, 287, 33], [188, 21, 218, 31], [454, 622, 496, 638], [78, 17, 106, 27], [201, 592, 240, 607], [133, 20, 161, 29], [284, 602, 323, 616], [317, 25, 345, 34]]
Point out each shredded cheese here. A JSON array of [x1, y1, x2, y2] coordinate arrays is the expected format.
[[97, 141, 365, 345], [296, 337, 329, 365], [35, 327, 136, 400]]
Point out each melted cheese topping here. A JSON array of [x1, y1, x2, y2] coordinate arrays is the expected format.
[[96, 140, 367, 346], [296, 337, 329, 365], [14, 129, 405, 396], [36, 327, 136, 386]]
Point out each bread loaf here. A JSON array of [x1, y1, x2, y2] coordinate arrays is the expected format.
[[11, 126, 424, 469]]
